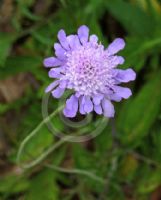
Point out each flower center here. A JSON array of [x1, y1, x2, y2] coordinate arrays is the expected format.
[[64, 44, 113, 96]]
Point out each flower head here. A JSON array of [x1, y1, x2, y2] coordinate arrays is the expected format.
[[44, 25, 136, 118]]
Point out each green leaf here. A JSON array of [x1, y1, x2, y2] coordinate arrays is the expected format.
[[19, 128, 53, 163], [120, 36, 161, 71], [0, 33, 15, 67], [26, 169, 59, 200], [0, 56, 42, 79], [0, 175, 29, 194], [94, 125, 112, 154], [106, 0, 156, 36], [137, 168, 161, 194], [117, 71, 161, 146], [119, 155, 138, 181]]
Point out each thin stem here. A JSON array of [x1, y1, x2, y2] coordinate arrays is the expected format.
[[17, 103, 106, 186], [45, 163, 105, 184], [17, 105, 64, 168]]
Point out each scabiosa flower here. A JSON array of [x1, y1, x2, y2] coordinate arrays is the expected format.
[[44, 25, 136, 118]]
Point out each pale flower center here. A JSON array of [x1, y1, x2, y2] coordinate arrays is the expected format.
[[65, 44, 113, 96]]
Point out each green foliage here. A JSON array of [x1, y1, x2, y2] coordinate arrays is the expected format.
[[26, 169, 59, 200], [117, 71, 161, 146], [0, 175, 29, 194], [137, 167, 161, 194], [106, 0, 156, 37], [0, 33, 15, 67]]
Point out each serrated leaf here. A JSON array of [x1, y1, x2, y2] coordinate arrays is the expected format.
[[117, 71, 161, 146]]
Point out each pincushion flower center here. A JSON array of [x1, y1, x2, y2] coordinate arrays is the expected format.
[[65, 45, 105, 95]]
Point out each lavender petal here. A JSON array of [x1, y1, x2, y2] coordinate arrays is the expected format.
[[63, 95, 78, 117], [94, 104, 103, 115], [52, 87, 65, 98], [57, 29, 70, 50], [83, 96, 93, 113], [45, 80, 59, 93], [77, 25, 89, 44], [115, 68, 136, 83], [113, 86, 132, 99], [107, 38, 125, 56], [102, 98, 115, 118], [43, 57, 62, 67]]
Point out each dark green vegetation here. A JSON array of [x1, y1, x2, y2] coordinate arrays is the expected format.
[[0, 0, 161, 199]]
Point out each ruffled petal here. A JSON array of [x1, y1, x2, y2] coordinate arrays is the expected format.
[[115, 68, 136, 83], [107, 38, 125, 56], [57, 29, 70, 50], [77, 25, 89, 44], [52, 87, 65, 98], [83, 96, 93, 113], [113, 86, 132, 99], [94, 104, 103, 115], [63, 95, 78, 118], [43, 57, 62, 67], [102, 98, 115, 118], [45, 80, 59, 93]]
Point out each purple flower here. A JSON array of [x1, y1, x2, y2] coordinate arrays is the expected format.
[[44, 25, 136, 118]]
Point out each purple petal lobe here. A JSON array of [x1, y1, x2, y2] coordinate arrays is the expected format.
[[102, 98, 115, 118], [93, 94, 104, 105], [79, 96, 85, 114], [54, 43, 66, 60], [77, 25, 89, 44], [43, 57, 62, 67], [94, 104, 102, 115], [52, 87, 65, 98], [63, 95, 78, 118], [115, 68, 136, 83], [48, 68, 62, 78], [67, 35, 75, 49], [107, 38, 125, 55], [57, 29, 70, 50], [67, 35, 81, 49], [89, 34, 98, 43], [83, 96, 93, 113], [108, 93, 122, 102], [108, 56, 125, 68], [59, 80, 67, 89], [75, 92, 81, 98], [45, 80, 59, 93], [114, 86, 132, 99]]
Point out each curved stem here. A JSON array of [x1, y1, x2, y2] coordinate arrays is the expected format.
[[17, 106, 64, 168], [45, 163, 105, 184], [17, 104, 106, 185]]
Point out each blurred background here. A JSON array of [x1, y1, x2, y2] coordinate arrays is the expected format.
[[0, 0, 161, 199]]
